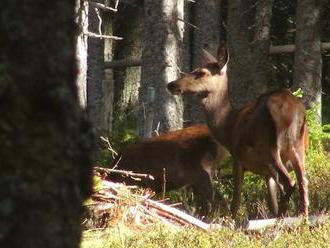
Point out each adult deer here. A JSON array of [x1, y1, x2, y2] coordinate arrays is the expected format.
[[167, 45, 309, 218], [108, 125, 229, 217]]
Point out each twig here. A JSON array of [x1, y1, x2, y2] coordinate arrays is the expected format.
[[162, 167, 166, 200], [114, 0, 120, 9], [84, 31, 123, 40], [177, 17, 200, 30], [88, 1, 118, 12]]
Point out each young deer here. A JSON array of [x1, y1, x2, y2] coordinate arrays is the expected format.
[[167, 45, 309, 217], [108, 125, 229, 217]]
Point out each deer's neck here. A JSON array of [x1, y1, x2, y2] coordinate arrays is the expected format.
[[202, 84, 235, 150]]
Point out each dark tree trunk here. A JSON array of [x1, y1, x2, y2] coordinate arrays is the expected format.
[[139, 0, 184, 137], [293, 0, 323, 114], [113, 4, 143, 137], [87, 2, 106, 135], [322, 4, 330, 124], [228, 0, 274, 109], [184, 0, 222, 124], [0, 1, 94, 247]]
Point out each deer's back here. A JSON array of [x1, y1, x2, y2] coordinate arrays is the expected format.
[[110, 125, 227, 192]]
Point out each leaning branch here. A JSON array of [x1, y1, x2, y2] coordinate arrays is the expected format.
[[84, 32, 123, 40]]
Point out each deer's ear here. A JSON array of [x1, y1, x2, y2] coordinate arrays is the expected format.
[[201, 49, 218, 66], [217, 42, 229, 70]]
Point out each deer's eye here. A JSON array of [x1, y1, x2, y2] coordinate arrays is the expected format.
[[194, 70, 207, 79]]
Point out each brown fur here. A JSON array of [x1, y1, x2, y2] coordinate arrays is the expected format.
[[167, 46, 309, 217], [108, 125, 229, 216]]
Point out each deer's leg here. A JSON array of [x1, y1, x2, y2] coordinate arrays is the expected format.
[[231, 161, 244, 219], [270, 149, 295, 216], [290, 146, 309, 216], [192, 170, 214, 219], [265, 176, 278, 217]]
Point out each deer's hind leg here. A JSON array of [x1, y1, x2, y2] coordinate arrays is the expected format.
[[270, 148, 295, 216]]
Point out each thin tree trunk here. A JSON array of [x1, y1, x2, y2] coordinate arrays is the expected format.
[[185, 0, 222, 124], [0, 1, 94, 247], [228, 0, 274, 109], [293, 0, 323, 117], [87, 2, 106, 135], [139, 0, 184, 137], [103, 12, 115, 133], [75, 0, 89, 108]]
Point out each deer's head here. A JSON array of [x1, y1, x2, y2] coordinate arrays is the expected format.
[[167, 44, 228, 99]]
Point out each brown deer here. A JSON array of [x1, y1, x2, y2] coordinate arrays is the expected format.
[[108, 125, 229, 217], [167, 45, 309, 218]]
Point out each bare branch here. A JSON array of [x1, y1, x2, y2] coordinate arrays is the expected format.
[[94, 166, 155, 180], [84, 31, 123, 40], [88, 1, 118, 12], [270, 42, 330, 54], [100, 136, 118, 158]]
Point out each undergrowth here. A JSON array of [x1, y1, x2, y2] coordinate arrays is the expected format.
[[85, 99, 330, 247]]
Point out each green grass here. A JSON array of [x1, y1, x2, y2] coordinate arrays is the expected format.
[[81, 221, 330, 248]]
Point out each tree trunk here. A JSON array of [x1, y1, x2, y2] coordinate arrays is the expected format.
[[0, 1, 94, 247], [139, 0, 184, 137], [103, 12, 115, 133], [322, 4, 330, 124], [293, 0, 323, 116], [75, 0, 89, 108], [87, 2, 106, 135], [227, 0, 274, 109], [184, 0, 222, 124], [112, 4, 143, 137]]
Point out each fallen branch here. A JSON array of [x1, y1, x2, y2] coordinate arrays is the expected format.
[[84, 32, 123, 40], [94, 166, 155, 181], [245, 214, 330, 231], [145, 198, 210, 231]]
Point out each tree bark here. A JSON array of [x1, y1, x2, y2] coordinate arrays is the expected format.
[[227, 0, 274, 109], [0, 1, 94, 247], [184, 0, 222, 124], [139, 0, 184, 137], [293, 0, 323, 114], [87, 2, 106, 135]]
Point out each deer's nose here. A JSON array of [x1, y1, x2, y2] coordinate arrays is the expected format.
[[167, 81, 181, 95]]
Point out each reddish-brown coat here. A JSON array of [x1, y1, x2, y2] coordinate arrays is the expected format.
[[109, 125, 228, 216]]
